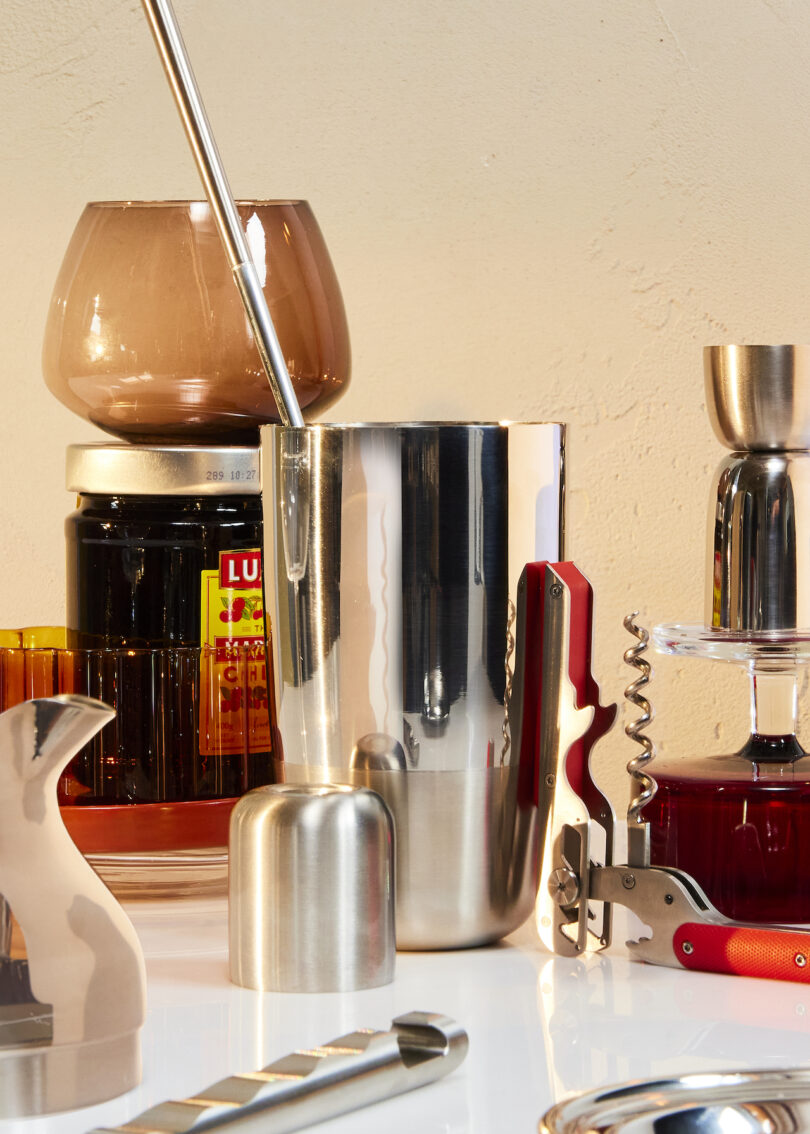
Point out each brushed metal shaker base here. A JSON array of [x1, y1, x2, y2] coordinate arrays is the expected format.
[[275, 762, 539, 950]]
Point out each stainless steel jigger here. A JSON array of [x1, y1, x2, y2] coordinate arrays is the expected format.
[[705, 343, 810, 452], [228, 783, 395, 992], [705, 345, 810, 633]]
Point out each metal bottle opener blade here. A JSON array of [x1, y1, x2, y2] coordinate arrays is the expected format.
[[533, 563, 810, 984], [88, 1011, 468, 1134]]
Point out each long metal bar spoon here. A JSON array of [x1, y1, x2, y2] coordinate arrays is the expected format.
[[140, 0, 304, 428], [87, 1012, 468, 1134]]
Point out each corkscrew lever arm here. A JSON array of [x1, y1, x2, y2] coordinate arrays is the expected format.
[[588, 859, 810, 983]]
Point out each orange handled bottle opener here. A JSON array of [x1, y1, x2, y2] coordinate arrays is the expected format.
[[527, 561, 810, 984]]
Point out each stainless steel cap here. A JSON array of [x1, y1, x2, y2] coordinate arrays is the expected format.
[[705, 344, 810, 451], [66, 444, 261, 495], [706, 451, 810, 632], [228, 783, 395, 992]]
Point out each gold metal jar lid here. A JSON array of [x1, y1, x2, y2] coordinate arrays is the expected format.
[[66, 444, 261, 495]]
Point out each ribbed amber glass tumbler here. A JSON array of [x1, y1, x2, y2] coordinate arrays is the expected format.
[[0, 643, 274, 897]]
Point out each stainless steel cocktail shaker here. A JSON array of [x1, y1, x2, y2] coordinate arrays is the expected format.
[[261, 422, 564, 948]]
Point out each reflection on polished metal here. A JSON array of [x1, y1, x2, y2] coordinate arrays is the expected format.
[[541, 1068, 810, 1134], [351, 732, 410, 771], [0, 696, 146, 1116], [91, 1011, 467, 1134], [229, 783, 394, 991], [705, 344, 810, 451], [706, 451, 810, 632], [261, 422, 565, 949]]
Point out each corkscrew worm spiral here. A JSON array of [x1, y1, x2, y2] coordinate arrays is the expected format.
[[624, 612, 658, 823]]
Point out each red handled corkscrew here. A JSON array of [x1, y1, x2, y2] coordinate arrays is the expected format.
[[526, 562, 810, 984]]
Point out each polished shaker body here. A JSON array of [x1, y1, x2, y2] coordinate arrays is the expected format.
[[261, 422, 564, 948]]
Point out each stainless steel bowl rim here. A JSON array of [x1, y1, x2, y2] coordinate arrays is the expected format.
[[541, 1068, 810, 1134]]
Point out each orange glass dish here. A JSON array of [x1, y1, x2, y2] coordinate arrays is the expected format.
[[43, 201, 350, 443]]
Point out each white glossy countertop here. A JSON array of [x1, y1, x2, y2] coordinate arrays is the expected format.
[[5, 902, 810, 1134]]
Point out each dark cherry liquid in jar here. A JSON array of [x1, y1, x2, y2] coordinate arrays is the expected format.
[[647, 744, 810, 923], [67, 493, 262, 649], [63, 444, 273, 816]]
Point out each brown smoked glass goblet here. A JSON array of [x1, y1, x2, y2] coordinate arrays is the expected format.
[[43, 200, 350, 442]]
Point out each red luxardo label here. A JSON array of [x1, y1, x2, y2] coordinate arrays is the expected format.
[[219, 550, 263, 589], [199, 548, 270, 758]]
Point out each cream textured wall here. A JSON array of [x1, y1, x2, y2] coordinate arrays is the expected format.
[[1, 0, 807, 805]]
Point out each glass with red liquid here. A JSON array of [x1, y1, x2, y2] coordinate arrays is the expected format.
[[649, 628, 810, 923]]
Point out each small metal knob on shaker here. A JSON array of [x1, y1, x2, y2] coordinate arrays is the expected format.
[[228, 783, 395, 993]]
